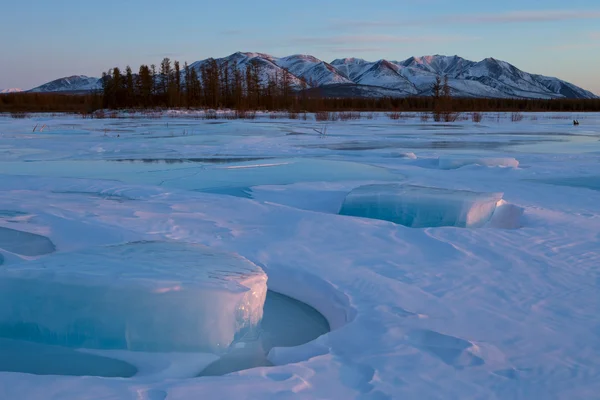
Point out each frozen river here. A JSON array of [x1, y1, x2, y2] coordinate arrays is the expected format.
[[0, 111, 599, 399]]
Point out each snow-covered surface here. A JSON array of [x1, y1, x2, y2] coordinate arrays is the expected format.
[[28, 53, 598, 99], [1, 111, 600, 399], [438, 155, 520, 170]]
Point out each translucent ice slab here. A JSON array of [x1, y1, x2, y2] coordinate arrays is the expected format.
[[0, 241, 267, 354], [339, 184, 503, 228]]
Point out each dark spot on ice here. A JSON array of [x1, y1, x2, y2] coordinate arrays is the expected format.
[[0, 210, 29, 218], [111, 157, 271, 164], [267, 372, 293, 381], [0, 227, 56, 256], [494, 368, 519, 380], [196, 187, 254, 199]]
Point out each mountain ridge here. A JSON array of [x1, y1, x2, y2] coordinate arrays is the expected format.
[[25, 53, 598, 99]]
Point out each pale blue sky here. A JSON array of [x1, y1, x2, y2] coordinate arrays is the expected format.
[[1, 0, 599, 93]]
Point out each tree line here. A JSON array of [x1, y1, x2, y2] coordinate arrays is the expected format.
[[100, 57, 304, 110]]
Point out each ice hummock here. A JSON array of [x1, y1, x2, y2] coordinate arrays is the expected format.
[[0, 242, 267, 354], [339, 184, 503, 228]]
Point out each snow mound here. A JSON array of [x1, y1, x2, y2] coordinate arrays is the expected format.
[[438, 156, 519, 170], [0, 241, 267, 354], [339, 184, 503, 228], [485, 200, 524, 229]]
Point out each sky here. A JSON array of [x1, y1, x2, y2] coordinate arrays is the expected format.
[[1, 0, 599, 94]]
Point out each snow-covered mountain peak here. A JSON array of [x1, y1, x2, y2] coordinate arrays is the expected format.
[[331, 57, 368, 65], [0, 88, 22, 94], [29, 76, 102, 93]]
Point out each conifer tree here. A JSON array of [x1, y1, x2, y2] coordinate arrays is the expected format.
[[112, 67, 123, 108], [150, 64, 157, 97], [160, 58, 172, 98], [125, 66, 134, 106], [183, 62, 190, 108], [138, 65, 153, 107], [174, 61, 181, 107]]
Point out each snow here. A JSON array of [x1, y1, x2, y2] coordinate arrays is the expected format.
[[438, 155, 519, 169], [0, 88, 22, 94], [0, 242, 267, 354], [339, 184, 504, 228], [1, 111, 600, 399]]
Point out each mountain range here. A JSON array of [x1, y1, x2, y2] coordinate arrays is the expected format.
[[23, 52, 598, 99]]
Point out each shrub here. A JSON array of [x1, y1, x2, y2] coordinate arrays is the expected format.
[[10, 111, 29, 119], [339, 111, 361, 121], [511, 112, 524, 122], [315, 111, 340, 122]]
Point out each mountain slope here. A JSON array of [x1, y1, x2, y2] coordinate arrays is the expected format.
[[275, 55, 352, 86], [332, 59, 418, 94], [190, 52, 305, 88], [29, 76, 102, 93]]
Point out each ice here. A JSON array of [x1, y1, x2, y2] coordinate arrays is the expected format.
[[0, 227, 56, 256], [0, 338, 137, 377], [438, 155, 519, 169], [339, 184, 503, 228], [0, 241, 267, 354], [0, 158, 397, 199]]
